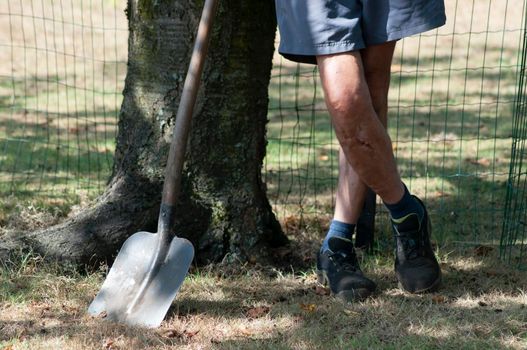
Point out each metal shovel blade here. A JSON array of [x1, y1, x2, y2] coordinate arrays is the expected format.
[[88, 231, 194, 328]]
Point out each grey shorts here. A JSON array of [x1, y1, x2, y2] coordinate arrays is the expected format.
[[275, 0, 446, 64]]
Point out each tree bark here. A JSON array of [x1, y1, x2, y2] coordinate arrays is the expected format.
[[0, 0, 287, 265]]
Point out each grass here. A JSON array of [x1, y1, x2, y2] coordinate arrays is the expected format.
[[1, 244, 526, 349], [0, 0, 527, 348], [0, 0, 126, 220]]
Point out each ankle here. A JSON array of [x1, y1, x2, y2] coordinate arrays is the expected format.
[[321, 220, 355, 252], [384, 185, 424, 222]]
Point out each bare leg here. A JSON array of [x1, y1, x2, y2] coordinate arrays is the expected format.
[[317, 44, 442, 295], [333, 42, 396, 224], [333, 149, 367, 223], [317, 47, 404, 207], [316, 47, 397, 299]]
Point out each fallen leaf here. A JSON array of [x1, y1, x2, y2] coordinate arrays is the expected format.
[[465, 157, 491, 167], [479, 158, 491, 166], [2, 345, 14, 350], [284, 215, 301, 234], [162, 329, 183, 338], [246, 306, 270, 318], [432, 295, 446, 304], [300, 303, 316, 312], [319, 154, 329, 161], [103, 339, 115, 349], [474, 245, 494, 257], [434, 191, 449, 198], [314, 285, 330, 296], [18, 329, 27, 341], [183, 329, 200, 339]]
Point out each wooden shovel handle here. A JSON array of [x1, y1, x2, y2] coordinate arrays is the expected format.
[[158, 0, 219, 234]]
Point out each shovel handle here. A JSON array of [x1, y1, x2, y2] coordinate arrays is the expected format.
[[126, 0, 219, 316], [158, 0, 219, 235]]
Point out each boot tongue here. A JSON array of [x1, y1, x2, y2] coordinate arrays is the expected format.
[[327, 236, 354, 253], [392, 213, 421, 234]]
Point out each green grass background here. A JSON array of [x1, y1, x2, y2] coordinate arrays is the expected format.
[[0, 0, 525, 252]]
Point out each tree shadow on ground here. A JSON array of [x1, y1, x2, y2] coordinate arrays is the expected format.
[[165, 251, 526, 349], [0, 247, 525, 349]]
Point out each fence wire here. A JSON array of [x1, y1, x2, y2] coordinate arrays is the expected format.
[[265, 0, 527, 256], [501, 8, 527, 269], [0, 0, 127, 222], [1, 1, 526, 265]]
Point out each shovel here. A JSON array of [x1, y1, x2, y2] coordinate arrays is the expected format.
[[88, 0, 219, 328]]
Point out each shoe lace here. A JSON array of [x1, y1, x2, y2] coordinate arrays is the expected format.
[[395, 232, 421, 260], [328, 250, 359, 272]]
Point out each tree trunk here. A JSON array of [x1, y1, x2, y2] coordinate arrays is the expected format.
[[0, 0, 287, 265]]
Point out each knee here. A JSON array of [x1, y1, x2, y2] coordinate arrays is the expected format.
[[324, 82, 371, 119], [324, 87, 374, 149]]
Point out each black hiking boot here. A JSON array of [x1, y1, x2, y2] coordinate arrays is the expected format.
[[316, 236, 376, 302], [391, 197, 442, 293]]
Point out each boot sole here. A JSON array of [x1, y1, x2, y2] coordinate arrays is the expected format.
[[316, 270, 373, 302], [398, 274, 442, 294]]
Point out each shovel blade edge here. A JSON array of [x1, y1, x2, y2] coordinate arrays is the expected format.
[[88, 232, 194, 328]]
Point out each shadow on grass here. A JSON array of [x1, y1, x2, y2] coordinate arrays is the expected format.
[[265, 144, 510, 247], [0, 108, 119, 209], [0, 244, 525, 349], [1, 73, 119, 202], [165, 253, 525, 349]]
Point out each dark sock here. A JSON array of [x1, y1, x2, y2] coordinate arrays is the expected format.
[[384, 184, 424, 224], [321, 220, 355, 252]]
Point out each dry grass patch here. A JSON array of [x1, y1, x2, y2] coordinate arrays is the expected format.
[[1, 249, 526, 349]]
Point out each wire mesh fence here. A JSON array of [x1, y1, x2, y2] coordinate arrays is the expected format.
[[265, 0, 527, 254], [1, 1, 526, 265], [0, 0, 127, 222], [501, 10, 527, 269]]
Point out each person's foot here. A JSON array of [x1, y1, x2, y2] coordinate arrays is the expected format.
[[391, 197, 441, 293], [317, 236, 376, 302]]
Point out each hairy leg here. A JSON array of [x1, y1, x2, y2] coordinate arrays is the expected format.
[[317, 45, 404, 205]]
